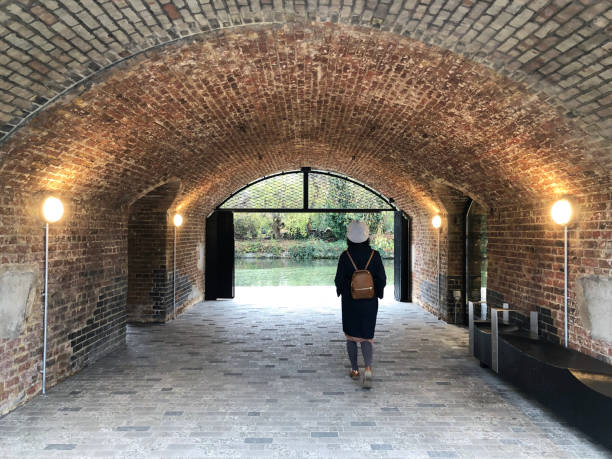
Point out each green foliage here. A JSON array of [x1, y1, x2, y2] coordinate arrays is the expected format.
[[289, 244, 315, 259], [323, 212, 386, 241], [235, 237, 394, 259], [362, 213, 383, 235], [233, 209, 394, 262], [233, 211, 392, 242], [307, 239, 346, 258], [382, 211, 394, 233], [234, 213, 272, 239], [229, 176, 397, 265], [236, 240, 284, 256], [234, 214, 257, 239], [324, 213, 353, 240], [370, 234, 394, 257], [321, 178, 352, 239], [283, 213, 311, 239]]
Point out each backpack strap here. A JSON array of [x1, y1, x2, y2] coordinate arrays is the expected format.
[[346, 249, 375, 270], [364, 250, 375, 270], [345, 250, 358, 270]]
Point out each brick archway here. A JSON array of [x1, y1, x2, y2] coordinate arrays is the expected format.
[[1, 2, 609, 147], [0, 21, 610, 416], [3, 25, 607, 207]]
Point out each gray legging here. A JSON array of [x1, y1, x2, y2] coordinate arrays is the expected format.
[[346, 340, 373, 370]]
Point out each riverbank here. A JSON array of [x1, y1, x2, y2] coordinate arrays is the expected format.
[[236, 258, 395, 286], [235, 238, 394, 259]]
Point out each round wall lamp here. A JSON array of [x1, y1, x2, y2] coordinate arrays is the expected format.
[[42, 196, 64, 223], [173, 213, 183, 227], [432, 215, 442, 229], [41, 196, 64, 396], [551, 198, 572, 225]]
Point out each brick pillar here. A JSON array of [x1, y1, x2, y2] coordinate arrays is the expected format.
[[434, 187, 471, 323], [127, 182, 180, 323]]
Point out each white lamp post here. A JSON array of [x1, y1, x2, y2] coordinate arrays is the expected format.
[[41, 196, 64, 395], [172, 213, 183, 320], [551, 199, 572, 347], [432, 215, 442, 312]]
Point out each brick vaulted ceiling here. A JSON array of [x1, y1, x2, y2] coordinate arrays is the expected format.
[[0, 1, 610, 214]]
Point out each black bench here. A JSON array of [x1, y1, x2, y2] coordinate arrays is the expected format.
[[469, 302, 612, 449]]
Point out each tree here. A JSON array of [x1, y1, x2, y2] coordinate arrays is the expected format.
[[271, 214, 283, 239], [323, 178, 353, 239]]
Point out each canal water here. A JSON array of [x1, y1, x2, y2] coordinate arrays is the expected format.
[[235, 258, 394, 287]]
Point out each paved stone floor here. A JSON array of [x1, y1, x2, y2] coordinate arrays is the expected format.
[[0, 287, 610, 458]]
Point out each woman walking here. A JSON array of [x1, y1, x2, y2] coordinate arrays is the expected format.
[[334, 220, 386, 387]]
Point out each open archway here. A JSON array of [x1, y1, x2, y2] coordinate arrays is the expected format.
[[203, 167, 410, 302]]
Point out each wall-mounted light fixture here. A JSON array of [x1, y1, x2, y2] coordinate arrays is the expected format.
[[432, 215, 442, 313], [552, 199, 572, 347], [173, 214, 183, 320], [41, 196, 64, 395], [42, 197, 64, 223]]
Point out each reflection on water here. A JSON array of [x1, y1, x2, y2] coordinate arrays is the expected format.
[[235, 258, 394, 286]]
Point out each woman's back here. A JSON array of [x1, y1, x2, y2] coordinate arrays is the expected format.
[[336, 241, 386, 301], [334, 220, 387, 387]]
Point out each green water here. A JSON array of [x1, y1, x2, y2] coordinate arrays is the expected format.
[[235, 258, 394, 286]]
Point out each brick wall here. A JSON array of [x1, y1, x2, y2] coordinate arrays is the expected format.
[[412, 210, 446, 320], [0, 192, 128, 415], [174, 204, 205, 315], [488, 192, 612, 363], [0, 189, 206, 416]]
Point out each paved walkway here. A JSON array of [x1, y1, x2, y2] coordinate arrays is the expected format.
[[0, 287, 609, 458]]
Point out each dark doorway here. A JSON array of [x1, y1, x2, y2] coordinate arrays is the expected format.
[[394, 211, 411, 302], [205, 210, 235, 300]]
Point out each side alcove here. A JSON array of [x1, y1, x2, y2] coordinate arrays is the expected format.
[[127, 180, 181, 323]]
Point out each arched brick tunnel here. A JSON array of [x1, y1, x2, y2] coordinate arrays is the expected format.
[[0, 2, 610, 418]]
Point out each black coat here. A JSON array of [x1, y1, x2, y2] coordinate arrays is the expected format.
[[334, 241, 386, 339]]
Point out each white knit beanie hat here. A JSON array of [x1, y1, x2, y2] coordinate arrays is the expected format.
[[347, 220, 369, 243]]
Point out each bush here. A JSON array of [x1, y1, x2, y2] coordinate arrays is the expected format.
[[283, 213, 310, 239], [289, 244, 315, 259], [324, 213, 352, 240], [371, 235, 394, 258], [234, 213, 273, 239], [235, 237, 394, 259], [236, 240, 284, 256], [234, 214, 258, 239]]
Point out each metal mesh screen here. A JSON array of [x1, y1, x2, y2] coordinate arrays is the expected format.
[[308, 173, 391, 209], [220, 170, 392, 210], [220, 173, 304, 209]]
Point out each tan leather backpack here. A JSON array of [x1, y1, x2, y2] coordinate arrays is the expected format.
[[346, 249, 375, 300]]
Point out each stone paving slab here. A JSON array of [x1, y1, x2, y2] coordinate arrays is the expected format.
[[0, 286, 610, 458]]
